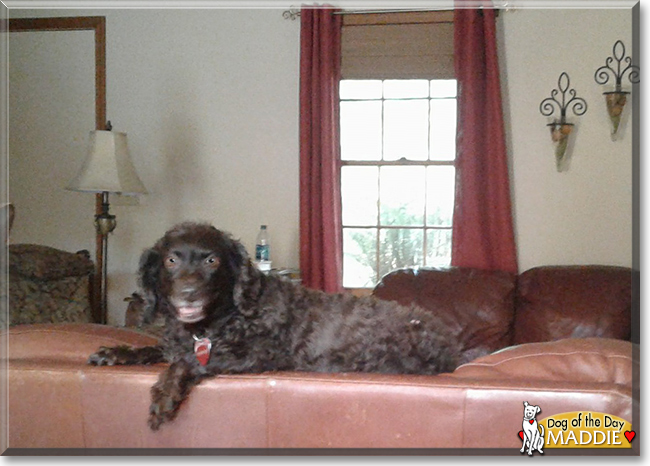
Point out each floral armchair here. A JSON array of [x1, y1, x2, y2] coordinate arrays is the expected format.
[[1, 203, 95, 327]]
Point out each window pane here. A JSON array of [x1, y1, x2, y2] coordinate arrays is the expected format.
[[340, 101, 382, 161], [343, 228, 377, 287], [340, 80, 383, 100], [341, 166, 378, 226], [430, 79, 457, 98], [426, 229, 452, 267], [380, 166, 425, 226], [339, 79, 457, 289], [430, 98, 457, 161], [383, 79, 429, 99], [426, 166, 455, 226], [383, 100, 429, 161], [379, 228, 424, 280]]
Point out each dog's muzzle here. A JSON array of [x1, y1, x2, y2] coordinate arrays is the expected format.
[[175, 304, 206, 323], [170, 279, 210, 323], [171, 288, 207, 323]]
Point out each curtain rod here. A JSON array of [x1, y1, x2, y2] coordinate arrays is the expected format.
[[335, 8, 452, 15], [282, 7, 501, 21], [283, 8, 448, 20]]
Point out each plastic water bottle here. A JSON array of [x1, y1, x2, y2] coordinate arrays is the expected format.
[[255, 225, 270, 262]]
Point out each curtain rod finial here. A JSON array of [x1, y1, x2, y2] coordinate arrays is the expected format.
[[283, 7, 301, 21]]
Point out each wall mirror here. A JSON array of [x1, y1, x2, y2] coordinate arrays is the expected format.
[[8, 16, 106, 322]]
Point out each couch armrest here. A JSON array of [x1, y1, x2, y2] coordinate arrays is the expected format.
[[4, 323, 160, 362], [4, 325, 636, 451]]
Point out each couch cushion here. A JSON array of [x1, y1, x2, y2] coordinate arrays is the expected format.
[[513, 265, 632, 345], [448, 338, 635, 451], [373, 267, 517, 364], [452, 337, 636, 387]]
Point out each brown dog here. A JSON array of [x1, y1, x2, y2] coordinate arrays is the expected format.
[[89, 222, 462, 430]]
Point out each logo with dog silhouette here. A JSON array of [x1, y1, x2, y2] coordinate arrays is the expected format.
[[519, 401, 545, 455], [517, 402, 636, 452]]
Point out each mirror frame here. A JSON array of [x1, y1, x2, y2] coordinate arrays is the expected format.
[[9, 16, 106, 323]]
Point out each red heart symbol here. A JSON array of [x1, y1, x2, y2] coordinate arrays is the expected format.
[[529, 420, 534, 424], [194, 338, 212, 366], [624, 431, 636, 443], [518, 431, 524, 440]]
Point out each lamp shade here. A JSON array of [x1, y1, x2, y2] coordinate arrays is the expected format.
[[67, 130, 147, 195]]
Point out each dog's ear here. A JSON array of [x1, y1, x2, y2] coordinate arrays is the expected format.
[[229, 239, 264, 315], [536, 406, 541, 414], [524, 401, 529, 407], [138, 248, 163, 324]]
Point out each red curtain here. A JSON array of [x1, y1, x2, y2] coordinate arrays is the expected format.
[[299, 6, 344, 292], [451, 6, 518, 274]]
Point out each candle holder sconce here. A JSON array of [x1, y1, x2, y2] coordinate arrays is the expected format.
[[594, 40, 640, 141], [540, 72, 588, 171]]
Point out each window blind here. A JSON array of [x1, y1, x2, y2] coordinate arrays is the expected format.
[[341, 11, 455, 80]]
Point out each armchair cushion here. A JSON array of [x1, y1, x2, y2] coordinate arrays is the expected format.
[[9, 244, 94, 280], [5, 244, 95, 326]]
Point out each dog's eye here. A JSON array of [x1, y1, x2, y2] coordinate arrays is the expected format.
[[165, 256, 178, 268], [205, 256, 219, 268]]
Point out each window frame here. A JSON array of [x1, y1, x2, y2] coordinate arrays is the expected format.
[[339, 79, 457, 291]]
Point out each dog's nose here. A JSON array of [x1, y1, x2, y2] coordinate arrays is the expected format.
[[173, 281, 201, 301]]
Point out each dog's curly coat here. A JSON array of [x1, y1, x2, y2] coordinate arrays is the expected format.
[[88, 222, 462, 430]]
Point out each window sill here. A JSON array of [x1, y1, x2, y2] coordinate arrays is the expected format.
[[344, 288, 373, 297]]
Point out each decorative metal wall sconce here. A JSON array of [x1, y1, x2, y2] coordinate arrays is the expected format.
[[594, 40, 640, 140], [540, 72, 588, 171]]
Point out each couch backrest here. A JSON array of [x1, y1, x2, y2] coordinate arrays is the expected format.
[[513, 265, 632, 345], [373, 265, 633, 361], [373, 267, 517, 364]]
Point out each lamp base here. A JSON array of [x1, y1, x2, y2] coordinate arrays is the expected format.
[[95, 213, 116, 235], [95, 194, 117, 235], [94, 191, 116, 325]]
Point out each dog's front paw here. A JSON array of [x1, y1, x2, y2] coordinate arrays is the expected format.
[[148, 386, 179, 431], [87, 346, 119, 366], [148, 402, 165, 431]]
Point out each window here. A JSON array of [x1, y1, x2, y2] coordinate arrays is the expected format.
[[340, 78, 457, 288]]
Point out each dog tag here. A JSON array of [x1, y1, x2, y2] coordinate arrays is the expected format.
[[194, 337, 212, 366]]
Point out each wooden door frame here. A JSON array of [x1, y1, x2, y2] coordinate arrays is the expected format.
[[8, 16, 107, 323]]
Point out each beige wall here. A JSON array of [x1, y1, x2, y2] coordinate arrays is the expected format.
[[7, 5, 635, 324], [499, 7, 634, 271]]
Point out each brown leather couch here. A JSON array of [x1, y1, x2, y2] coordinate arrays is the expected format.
[[2, 265, 638, 454], [373, 265, 634, 363]]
